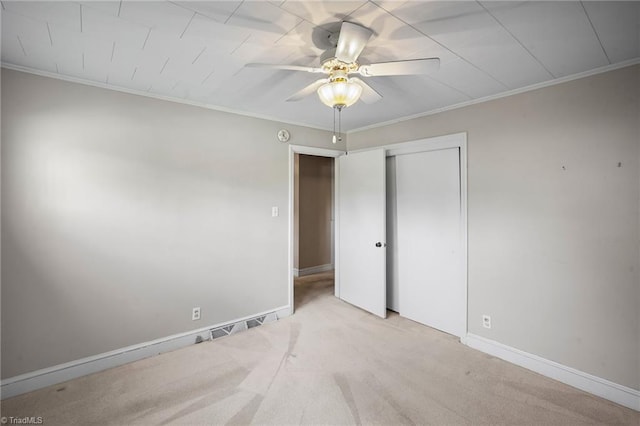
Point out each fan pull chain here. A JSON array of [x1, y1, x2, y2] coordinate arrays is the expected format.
[[332, 107, 337, 144], [338, 107, 342, 143]]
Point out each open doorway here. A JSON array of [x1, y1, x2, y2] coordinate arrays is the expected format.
[[293, 153, 335, 310]]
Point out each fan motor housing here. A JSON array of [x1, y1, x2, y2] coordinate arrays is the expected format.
[[321, 57, 359, 76], [320, 48, 337, 64]]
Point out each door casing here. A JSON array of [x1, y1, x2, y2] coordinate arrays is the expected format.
[[288, 145, 342, 315]]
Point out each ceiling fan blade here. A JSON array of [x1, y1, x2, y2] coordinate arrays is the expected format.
[[350, 77, 382, 104], [245, 63, 324, 73], [287, 79, 329, 102], [358, 58, 440, 77], [335, 21, 373, 63]]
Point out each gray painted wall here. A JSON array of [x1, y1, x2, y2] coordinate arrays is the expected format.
[[1, 69, 340, 378], [349, 65, 640, 390], [3, 65, 638, 392]]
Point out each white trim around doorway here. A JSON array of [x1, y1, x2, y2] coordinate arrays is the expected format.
[[288, 145, 343, 315]]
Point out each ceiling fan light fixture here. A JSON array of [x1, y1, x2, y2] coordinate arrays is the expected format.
[[317, 78, 362, 109]]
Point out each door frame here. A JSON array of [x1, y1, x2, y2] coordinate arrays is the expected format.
[[347, 132, 468, 339], [288, 145, 343, 315]]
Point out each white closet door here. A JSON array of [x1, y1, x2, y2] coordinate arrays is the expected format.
[[338, 149, 387, 318], [396, 148, 464, 337], [386, 156, 399, 312]]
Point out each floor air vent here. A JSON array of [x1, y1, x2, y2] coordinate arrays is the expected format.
[[209, 312, 278, 341]]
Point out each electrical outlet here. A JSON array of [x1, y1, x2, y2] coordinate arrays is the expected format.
[[482, 314, 491, 329], [272, 206, 279, 217], [192, 307, 201, 321]]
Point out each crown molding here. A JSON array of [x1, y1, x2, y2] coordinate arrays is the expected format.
[[347, 58, 640, 134], [3, 58, 638, 136], [0, 62, 332, 133]]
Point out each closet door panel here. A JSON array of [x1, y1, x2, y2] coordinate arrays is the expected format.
[[396, 148, 464, 337]]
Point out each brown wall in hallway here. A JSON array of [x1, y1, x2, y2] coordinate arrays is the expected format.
[[297, 155, 333, 271]]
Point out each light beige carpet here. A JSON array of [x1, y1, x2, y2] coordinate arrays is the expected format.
[[1, 271, 638, 425]]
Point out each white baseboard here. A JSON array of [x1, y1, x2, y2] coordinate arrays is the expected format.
[[275, 305, 292, 319], [295, 263, 334, 277], [1, 305, 291, 400], [464, 333, 640, 412]]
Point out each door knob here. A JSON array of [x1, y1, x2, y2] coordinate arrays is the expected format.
[[375, 242, 383, 247]]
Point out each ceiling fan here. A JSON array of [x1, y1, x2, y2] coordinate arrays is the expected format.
[[246, 21, 441, 109]]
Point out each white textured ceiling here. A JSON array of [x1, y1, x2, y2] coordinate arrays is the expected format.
[[2, 1, 639, 131]]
